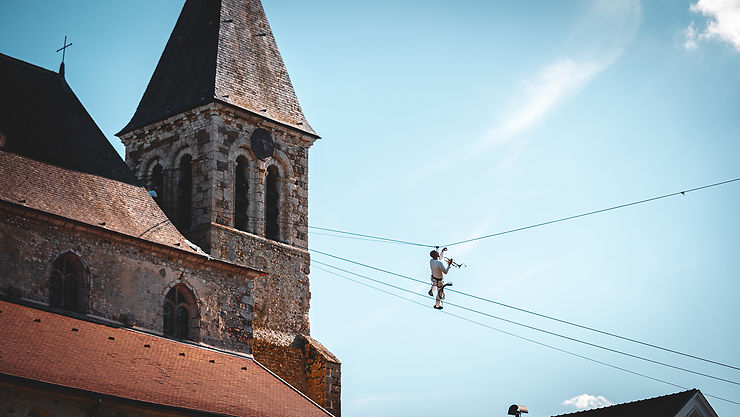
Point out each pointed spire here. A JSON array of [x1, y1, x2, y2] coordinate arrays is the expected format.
[[118, 0, 315, 136]]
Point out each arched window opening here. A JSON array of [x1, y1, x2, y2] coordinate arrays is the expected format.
[[163, 284, 198, 340], [26, 408, 52, 417], [265, 165, 280, 241], [49, 253, 86, 313], [234, 156, 249, 232], [176, 154, 192, 231], [149, 161, 164, 207]]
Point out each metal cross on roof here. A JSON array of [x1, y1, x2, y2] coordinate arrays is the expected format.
[[56, 36, 72, 64]]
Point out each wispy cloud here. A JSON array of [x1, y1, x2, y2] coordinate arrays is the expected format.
[[474, 0, 642, 152], [480, 59, 608, 148], [563, 394, 614, 410], [685, 0, 740, 51]]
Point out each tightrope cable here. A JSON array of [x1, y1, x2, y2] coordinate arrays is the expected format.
[[309, 248, 740, 372], [313, 264, 740, 407], [310, 256, 740, 385]]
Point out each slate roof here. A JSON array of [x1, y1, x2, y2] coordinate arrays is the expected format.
[[0, 53, 138, 185], [0, 300, 332, 416], [0, 151, 197, 253], [552, 389, 699, 417], [118, 0, 316, 137]]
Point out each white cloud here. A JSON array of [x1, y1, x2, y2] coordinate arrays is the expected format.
[[686, 0, 740, 51], [475, 0, 642, 151], [563, 393, 614, 410], [483, 58, 608, 146], [685, 21, 700, 49]]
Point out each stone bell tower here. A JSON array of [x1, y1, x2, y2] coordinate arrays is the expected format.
[[117, 0, 340, 414]]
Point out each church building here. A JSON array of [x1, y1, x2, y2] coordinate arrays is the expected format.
[[0, 0, 340, 415]]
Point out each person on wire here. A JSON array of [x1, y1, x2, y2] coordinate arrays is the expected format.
[[429, 247, 453, 310]]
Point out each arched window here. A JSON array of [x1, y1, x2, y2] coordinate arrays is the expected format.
[[49, 253, 87, 313], [25, 408, 51, 417], [176, 154, 192, 231], [149, 161, 164, 207], [265, 165, 280, 240], [234, 156, 249, 232], [163, 284, 198, 340]]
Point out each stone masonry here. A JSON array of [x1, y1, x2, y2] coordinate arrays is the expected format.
[[115, 1, 341, 413], [119, 103, 313, 335], [119, 102, 341, 415], [0, 203, 257, 354]]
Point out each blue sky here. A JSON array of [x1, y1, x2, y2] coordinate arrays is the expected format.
[[1, 1, 739, 416]]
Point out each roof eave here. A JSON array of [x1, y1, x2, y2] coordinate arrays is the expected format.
[[117, 98, 320, 140]]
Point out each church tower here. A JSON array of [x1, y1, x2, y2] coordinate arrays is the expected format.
[[117, 0, 340, 414]]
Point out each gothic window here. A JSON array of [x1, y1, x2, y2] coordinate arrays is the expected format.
[[234, 156, 249, 232], [176, 154, 192, 231], [49, 253, 87, 313], [149, 161, 164, 206], [265, 165, 280, 240], [163, 284, 198, 340]]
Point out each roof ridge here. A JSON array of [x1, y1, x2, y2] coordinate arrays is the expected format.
[[0, 52, 62, 78], [551, 389, 698, 416], [0, 55, 141, 185]]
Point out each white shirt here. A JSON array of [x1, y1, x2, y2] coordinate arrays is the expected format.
[[430, 258, 450, 279]]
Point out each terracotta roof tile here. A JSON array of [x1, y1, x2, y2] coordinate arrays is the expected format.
[[0, 300, 331, 416], [0, 151, 196, 253]]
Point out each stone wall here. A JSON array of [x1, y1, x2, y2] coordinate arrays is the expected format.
[[252, 335, 342, 417], [119, 100, 341, 415], [209, 223, 310, 336], [304, 336, 342, 417], [0, 204, 255, 354], [252, 338, 308, 393], [119, 102, 314, 252]]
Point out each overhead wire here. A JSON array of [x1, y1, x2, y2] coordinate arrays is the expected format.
[[309, 248, 740, 372], [172, 202, 740, 374], [441, 177, 740, 247], [310, 231, 424, 245], [197, 178, 740, 372], [312, 264, 740, 407], [306, 176, 740, 248], [309, 226, 432, 247], [208, 176, 740, 250], [311, 258, 740, 386]]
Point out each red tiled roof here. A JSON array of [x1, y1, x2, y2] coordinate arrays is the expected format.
[[552, 389, 699, 417], [0, 151, 196, 253], [0, 300, 331, 416]]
